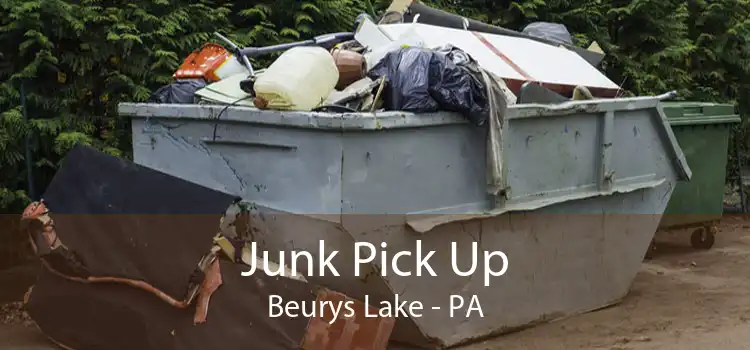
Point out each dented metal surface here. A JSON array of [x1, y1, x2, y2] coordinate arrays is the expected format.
[[20, 197, 225, 317], [118, 94, 690, 348], [19, 146, 403, 350], [119, 93, 690, 216]]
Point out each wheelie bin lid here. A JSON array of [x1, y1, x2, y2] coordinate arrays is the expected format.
[[661, 102, 741, 126]]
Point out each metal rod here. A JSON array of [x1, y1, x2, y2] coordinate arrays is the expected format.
[[20, 80, 35, 199], [236, 32, 354, 57], [213, 32, 255, 75]]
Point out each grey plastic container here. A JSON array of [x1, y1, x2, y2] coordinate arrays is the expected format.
[[119, 94, 690, 348]]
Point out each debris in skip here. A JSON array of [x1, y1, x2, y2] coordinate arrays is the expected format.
[[18, 0, 695, 349]]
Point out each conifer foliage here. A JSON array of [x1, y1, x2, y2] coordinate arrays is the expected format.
[[0, 0, 749, 212]]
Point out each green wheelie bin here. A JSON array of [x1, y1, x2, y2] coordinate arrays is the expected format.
[[657, 102, 741, 250]]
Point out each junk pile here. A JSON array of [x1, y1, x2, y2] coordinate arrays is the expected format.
[[151, 3, 618, 119], [21, 1, 694, 350], [148, 3, 621, 202]]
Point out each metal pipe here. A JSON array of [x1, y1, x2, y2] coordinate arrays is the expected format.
[[237, 32, 354, 57], [516, 90, 678, 113]]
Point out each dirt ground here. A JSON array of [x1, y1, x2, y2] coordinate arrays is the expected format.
[[465, 215, 750, 350], [1, 215, 750, 349]]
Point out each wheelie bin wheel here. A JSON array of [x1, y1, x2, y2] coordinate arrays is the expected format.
[[690, 226, 715, 250]]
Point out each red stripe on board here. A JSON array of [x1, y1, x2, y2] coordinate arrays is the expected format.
[[470, 32, 620, 98], [471, 31, 534, 81]]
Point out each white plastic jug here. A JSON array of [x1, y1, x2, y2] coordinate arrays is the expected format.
[[253, 46, 339, 111]]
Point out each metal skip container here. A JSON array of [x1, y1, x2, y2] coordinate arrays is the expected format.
[[119, 93, 691, 348]]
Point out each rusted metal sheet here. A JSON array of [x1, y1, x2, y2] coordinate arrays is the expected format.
[[301, 289, 395, 350], [21, 146, 318, 350]]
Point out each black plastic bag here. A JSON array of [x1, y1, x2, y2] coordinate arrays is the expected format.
[[149, 79, 206, 104], [367, 47, 489, 125]]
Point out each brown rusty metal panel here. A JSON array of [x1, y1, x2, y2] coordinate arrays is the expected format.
[[301, 289, 395, 350]]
